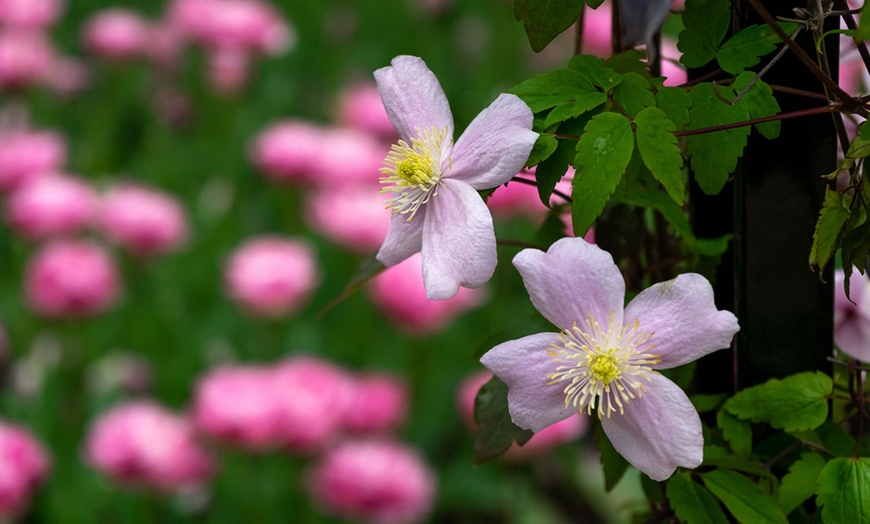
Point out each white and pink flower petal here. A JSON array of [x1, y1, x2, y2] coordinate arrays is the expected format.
[[448, 93, 538, 190], [600, 373, 703, 481], [421, 178, 496, 299], [373, 55, 454, 143], [480, 332, 575, 433], [376, 211, 425, 267], [623, 273, 739, 369], [513, 237, 625, 332]]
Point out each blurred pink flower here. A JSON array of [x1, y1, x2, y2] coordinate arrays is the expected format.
[[272, 356, 353, 454], [661, 37, 687, 86], [485, 171, 547, 221], [342, 373, 408, 435], [456, 371, 587, 460], [316, 127, 386, 187], [304, 185, 391, 253], [85, 401, 214, 490], [249, 120, 325, 185], [82, 8, 151, 61], [168, 0, 293, 56], [0, 0, 63, 30], [41, 55, 88, 96], [4, 174, 96, 239], [0, 29, 53, 91], [24, 240, 120, 318], [369, 253, 484, 335], [307, 439, 436, 524], [374, 55, 537, 299], [98, 184, 189, 257], [205, 46, 250, 94], [337, 82, 397, 139], [0, 128, 66, 191], [581, 1, 612, 57], [0, 421, 50, 518], [192, 364, 283, 450], [225, 236, 319, 318], [834, 268, 870, 361]]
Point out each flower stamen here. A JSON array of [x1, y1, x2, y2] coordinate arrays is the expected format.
[[380, 126, 450, 220], [547, 311, 660, 419]]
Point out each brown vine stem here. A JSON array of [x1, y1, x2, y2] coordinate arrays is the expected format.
[[550, 104, 840, 141], [747, 0, 865, 116], [833, 0, 870, 81], [509, 176, 573, 204], [769, 84, 831, 101]]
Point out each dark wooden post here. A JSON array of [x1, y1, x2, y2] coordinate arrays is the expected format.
[[694, 0, 835, 392]]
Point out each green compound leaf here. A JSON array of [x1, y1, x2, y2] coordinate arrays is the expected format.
[[810, 188, 852, 273], [472, 375, 533, 464], [568, 54, 622, 90], [611, 72, 655, 118], [732, 73, 781, 140], [514, 0, 586, 52], [679, 0, 731, 68], [778, 452, 826, 515], [535, 116, 591, 206], [511, 69, 599, 114], [572, 112, 634, 236], [717, 410, 752, 458], [525, 134, 558, 167], [723, 371, 833, 432], [717, 23, 797, 74], [702, 469, 788, 524], [691, 393, 727, 413], [655, 84, 692, 127], [667, 472, 729, 524], [685, 82, 750, 195], [816, 457, 870, 524], [634, 107, 685, 205]]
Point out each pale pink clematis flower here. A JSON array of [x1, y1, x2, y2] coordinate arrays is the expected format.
[[0, 421, 50, 518], [480, 237, 739, 481], [306, 438, 436, 524], [834, 268, 870, 361], [374, 55, 538, 299], [85, 401, 214, 490]]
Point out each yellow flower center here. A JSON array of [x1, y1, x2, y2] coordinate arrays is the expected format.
[[380, 126, 451, 219], [547, 311, 660, 419]]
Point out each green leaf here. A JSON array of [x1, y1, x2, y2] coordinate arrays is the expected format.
[[542, 88, 607, 128], [526, 134, 558, 167], [723, 371, 833, 432], [717, 23, 797, 74], [605, 50, 652, 78], [809, 188, 851, 272], [695, 235, 733, 256], [510, 69, 598, 113], [472, 375, 534, 464], [572, 112, 634, 235], [594, 421, 629, 491], [732, 73, 781, 140], [535, 116, 590, 206], [691, 393, 726, 413], [634, 107, 685, 205], [685, 82, 750, 194], [567, 54, 622, 90], [611, 72, 655, 118], [778, 452, 826, 515], [678, 0, 731, 68], [717, 410, 752, 457], [655, 85, 692, 127], [514, 0, 586, 52], [702, 469, 789, 524], [668, 472, 730, 524], [860, 3, 870, 42], [816, 457, 870, 524], [702, 445, 775, 478], [615, 184, 693, 239]]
